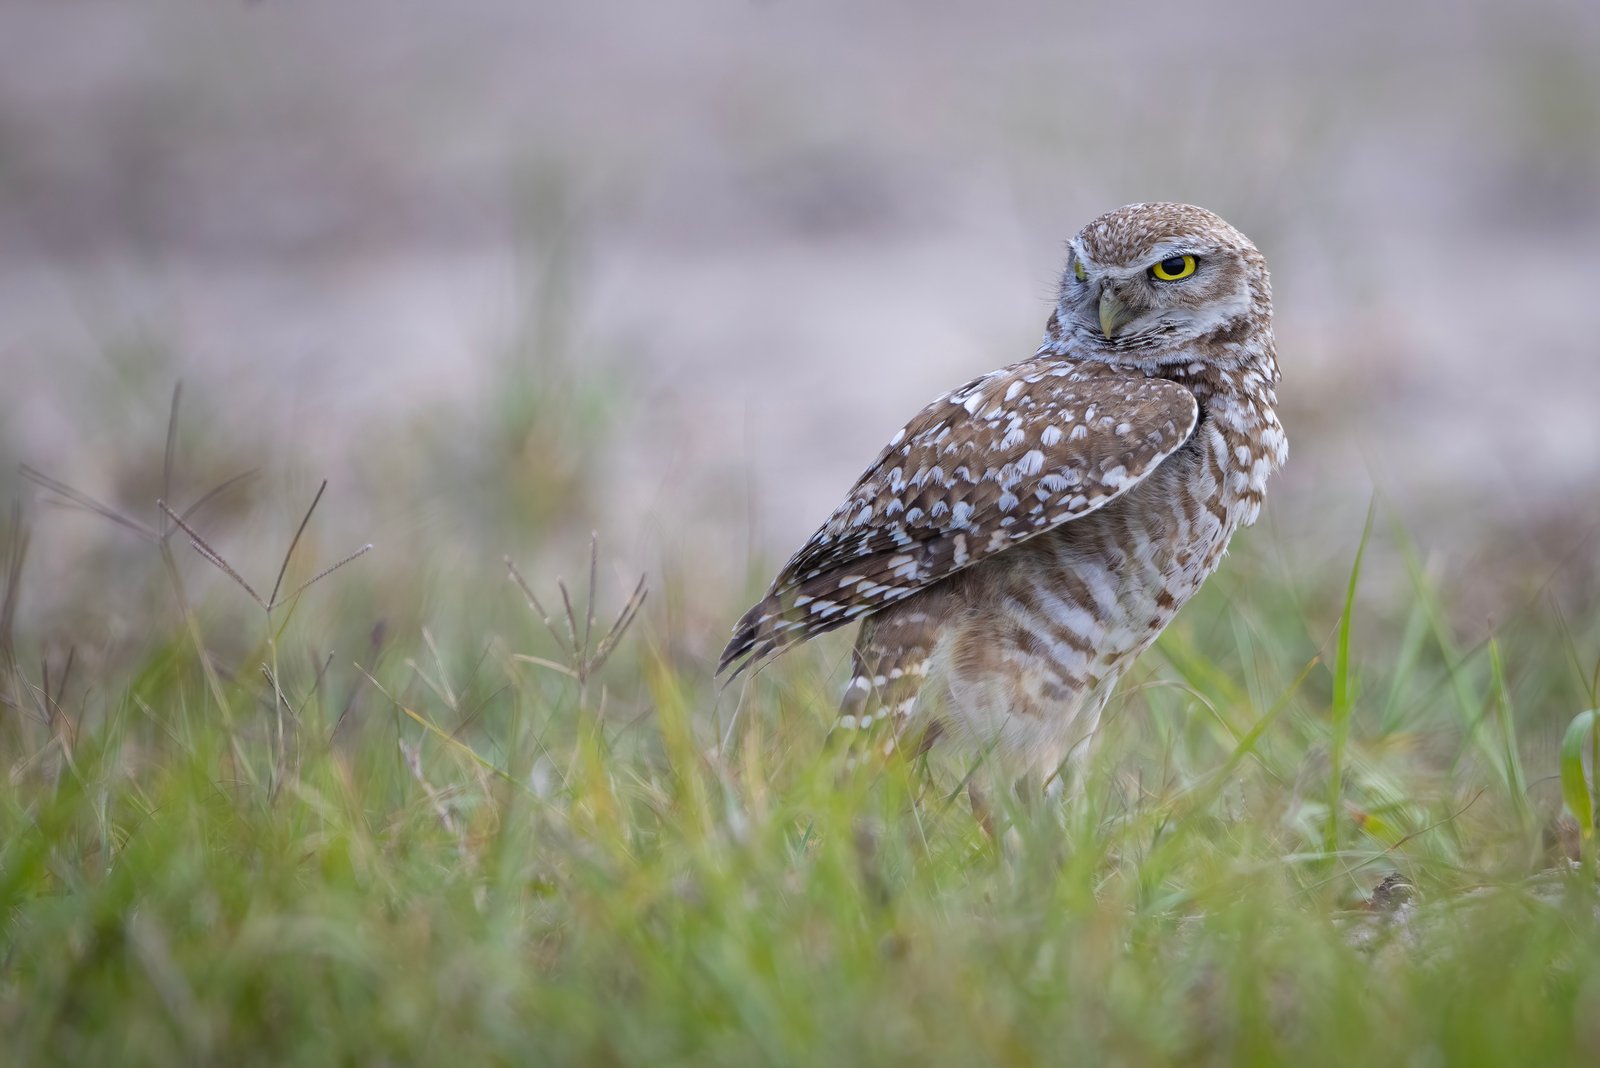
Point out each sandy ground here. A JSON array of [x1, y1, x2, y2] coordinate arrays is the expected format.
[[3, 0, 1598, 610]]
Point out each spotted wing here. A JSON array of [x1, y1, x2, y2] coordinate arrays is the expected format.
[[718, 362, 1199, 676]]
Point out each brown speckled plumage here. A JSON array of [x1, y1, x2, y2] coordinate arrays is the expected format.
[[721, 203, 1286, 775]]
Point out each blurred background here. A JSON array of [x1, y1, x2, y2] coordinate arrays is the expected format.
[[2, 0, 1598, 667]]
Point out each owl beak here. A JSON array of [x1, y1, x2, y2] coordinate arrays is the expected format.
[[1099, 288, 1135, 339]]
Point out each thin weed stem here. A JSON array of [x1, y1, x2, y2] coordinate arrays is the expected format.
[[505, 538, 647, 709]]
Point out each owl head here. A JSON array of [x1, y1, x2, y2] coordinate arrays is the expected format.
[[1055, 203, 1271, 367]]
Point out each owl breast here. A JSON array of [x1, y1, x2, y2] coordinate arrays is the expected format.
[[925, 415, 1273, 774]]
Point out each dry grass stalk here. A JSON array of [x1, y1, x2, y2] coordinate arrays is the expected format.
[[505, 534, 646, 694]]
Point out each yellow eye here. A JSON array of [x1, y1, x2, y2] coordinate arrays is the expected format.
[[1073, 259, 1087, 282], [1149, 254, 1197, 281]]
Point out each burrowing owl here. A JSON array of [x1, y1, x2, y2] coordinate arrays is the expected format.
[[720, 203, 1286, 779]]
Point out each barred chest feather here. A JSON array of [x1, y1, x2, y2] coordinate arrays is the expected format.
[[924, 367, 1286, 772]]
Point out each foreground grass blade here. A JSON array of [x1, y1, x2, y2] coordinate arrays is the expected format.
[[1326, 498, 1376, 854], [1560, 708, 1598, 840]]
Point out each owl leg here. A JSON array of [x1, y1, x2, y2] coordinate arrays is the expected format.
[[966, 778, 1000, 841], [833, 596, 953, 757]]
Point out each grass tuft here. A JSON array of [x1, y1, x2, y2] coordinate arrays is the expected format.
[[4, 376, 1600, 1066]]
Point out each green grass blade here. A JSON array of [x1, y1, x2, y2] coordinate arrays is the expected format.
[[1560, 708, 1598, 839], [1326, 498, 1376, 854]]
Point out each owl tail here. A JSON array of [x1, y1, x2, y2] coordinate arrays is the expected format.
[[717, 579, 861, 679], [716, 592, 792, 679]]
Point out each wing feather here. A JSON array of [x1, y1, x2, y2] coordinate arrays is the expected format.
[[719, 360, 1198, 676]]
